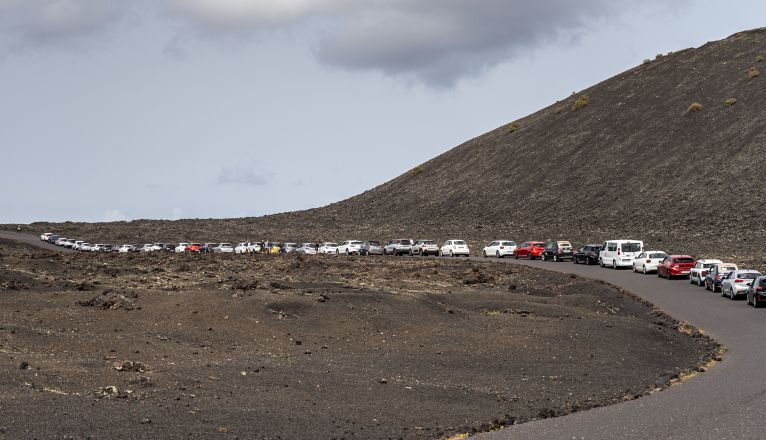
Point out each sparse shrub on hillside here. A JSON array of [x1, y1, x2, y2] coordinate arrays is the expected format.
[[748, 67, 760, 79], [553, 104, 567, 115], [756, 55, 764, 63], [411, 165, 424, 176], [724, 98, 737, 107], [571, 95, 591, 112], [506, 121, 521, 133], [643, 59, 652, 65], [687, 102, 704, 113], [655, 54, 664, 60]]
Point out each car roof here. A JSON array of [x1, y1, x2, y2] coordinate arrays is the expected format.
[[696, 259, 722, 263]]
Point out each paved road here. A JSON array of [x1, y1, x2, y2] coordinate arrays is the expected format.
[[0, 231, 74, 252], [473, 256, 764, 440]]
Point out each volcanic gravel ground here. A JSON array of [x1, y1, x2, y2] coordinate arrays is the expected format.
[[0, 240, 717, 439]]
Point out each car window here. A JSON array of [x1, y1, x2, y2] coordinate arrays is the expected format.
[[621, 243, 641, 252], [740, 273, 761, 279], [674, 257, 695, 263], [454, 241, 466, 245], [608, 243, 617, 251], [637, 253, 645, 259], [502, 242, 515, 246]]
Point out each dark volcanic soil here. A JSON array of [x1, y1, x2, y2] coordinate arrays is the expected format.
[[0, 240, 717, 439]]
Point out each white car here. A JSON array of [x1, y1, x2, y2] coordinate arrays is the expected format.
[[600, 240, 644, 269], [411, 240, 439, 256], [440, 240, 470, 257], [92, 244, 108, 252], [214, 243, 235, 253], [141, 244, 160, 252], [235, 242, 251, 254], [248, 242, 263, 253], [721, 270, 762, 299], [117, 244, 132, 253], [64, 238, 77, 248], [80, 243, 93, 252], [296, 243, 318, 255], [318, 242, 338, 254], [337, 240, 364, 255], [175, 243, 189, 253], [282, 243, 299, 253], [482, 240, 517, 258], [72, 240, 85, 251], [632, 251, 668, 274], [55, 237, 68, 246], [40, 232, 53, 241], [690, 259, 723, 286]]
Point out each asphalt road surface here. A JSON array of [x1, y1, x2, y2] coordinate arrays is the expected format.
[[473, 255, 764, 440], [3, 233, 761, 439], [0, 230, 74, 252]]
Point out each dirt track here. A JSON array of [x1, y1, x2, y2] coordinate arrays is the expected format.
[[0, 238, 717, 439]]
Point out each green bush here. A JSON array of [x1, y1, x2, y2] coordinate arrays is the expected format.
[[506, 121, 521, 133], [756, 55, 764, 63], [723, 98, 737, 107], [748, 67, 760, 79], [411, 165, 424, 176]]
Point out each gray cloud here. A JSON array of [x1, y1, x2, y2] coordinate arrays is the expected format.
[[217, 162, 273, 187], [0, 0, 684, 86], [0, 0, 129, 51]]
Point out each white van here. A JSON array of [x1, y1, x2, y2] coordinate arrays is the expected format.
[[600, 240, 644, 269]]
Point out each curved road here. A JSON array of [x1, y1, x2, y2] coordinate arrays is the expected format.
[[476, 256, 764, 440], [3, 233, 762, 439], [0, 230, 74, 252]]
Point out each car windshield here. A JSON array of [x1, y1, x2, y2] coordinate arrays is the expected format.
[[368, 241, 381, 246], [422, 240, 435, 245], [326, 243, 338, 247], [454, 241, 466, 245], [721, 265, 737, 271], [739, 273, 761, 279], [621, 243, 642, 252], [350, 241, 363, 245], [649, 253, 666, 259], [673, 257, 695, 263], [502, 241, 516, 246], [702, 263, 717, 268]]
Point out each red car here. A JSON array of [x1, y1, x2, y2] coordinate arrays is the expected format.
[[514, 241, 546, 260], [186, 243, 202, 253], [658, 255, 696, 279]]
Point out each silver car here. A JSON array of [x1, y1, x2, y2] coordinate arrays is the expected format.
[[360, 241, 383, 256], [383, 239, 413, 256], [411, 240, 439, 256], [721, 270, 762, 299]]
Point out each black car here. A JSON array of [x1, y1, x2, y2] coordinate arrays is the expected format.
[[163, 244, 176, 252], [747, 276, 766, 308], [704, 263, 738, 292], [541, 241, 574, 262], [201, 243, 218, 253], [573, 245, 602, 265]]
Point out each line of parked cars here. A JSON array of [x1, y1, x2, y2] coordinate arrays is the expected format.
[[40, 231, 764, 307]]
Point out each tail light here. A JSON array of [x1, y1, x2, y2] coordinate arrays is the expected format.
[[499, 246, 504, 249], [735, 279, 745, 283], [757, 287, 764, 291], [646, 259, 651, 263], [617, 248, 621, 256]]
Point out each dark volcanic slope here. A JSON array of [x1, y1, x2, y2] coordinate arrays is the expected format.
[[15, 28, 766, 257]]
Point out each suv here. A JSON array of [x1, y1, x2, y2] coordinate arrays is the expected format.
[[690, 259, 723, 286], [411, 240, 439, 256], [383, 239, 413, 256], [541, 241, 574, 262], [573, 245, 602, 265], [360, 241, 383, 256]]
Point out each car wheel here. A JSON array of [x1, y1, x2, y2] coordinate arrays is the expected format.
[[541, 253, 546, 261], [346, 250, 350, 256], [514, 253, 519, 259], [721, 286, 727, 298], [450, 250, 454, 257], [496, 251, 501, 258], [612, 260, 617, 270], [573, 257, 578, 265], [754, 297, 760, 308], [600, 259, 604, 268], [483, 250, 487, 258], [527, 252, 532, 260], [553, 255, 559, 262]]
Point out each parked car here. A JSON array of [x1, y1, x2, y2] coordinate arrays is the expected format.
[[721, 270, 762, 299], [47, 235, 60, 244], [359, 241, 383, 256], [746, 276, 766, 307], [658, 255, 696, 279], [129, 244, 143, 253], [248, 242, 263, 253], [281, 243, 298, 253], [235, 242, 251, 254], [704, 263, 739, 292], [141, 244, 159, 252], [690, 259, 723, 286], [186, 243, 203, 253], [541, 241, 574, 262], [40, 232, 53, 241], [439, 240, 470, 257], [79, 243, 93, 252], [411, 240, 439, 256], [514, 242, 545, 260], [482, 240, 517, 258], [384, 239, 413, 256], [201, 243, 218, 253], [573, 245, 602, 265], [72, 240, 85, 250], [632, 251, 668, 274], [175, 243, 189, 253], [296, 243, 318, 255], [599, 240, 644, 269], [102, 244, 113, 252], [55, 237, 68, 246], [117, 244, 132, 253], [63, 238, 76, 248], [337, 241, 363, 255], [214, 243, 234, 253]]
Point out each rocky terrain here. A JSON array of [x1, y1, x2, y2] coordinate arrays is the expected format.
[[13, 28, 766, 261], [0, 238, 718, 439]]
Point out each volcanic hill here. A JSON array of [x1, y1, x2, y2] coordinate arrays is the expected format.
[[19, 28, 766, 257]]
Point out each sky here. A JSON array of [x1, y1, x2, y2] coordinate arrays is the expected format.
[[1, 1, 764, 223]]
